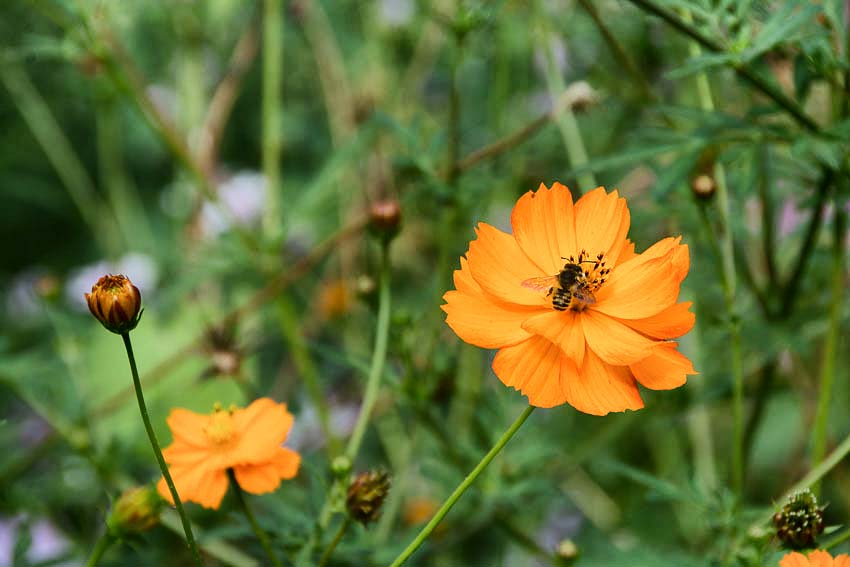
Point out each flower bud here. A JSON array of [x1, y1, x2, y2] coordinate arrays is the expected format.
[[346, 470, 391, 525], [691, 174, 716, 200], [555, 539, 579, 565], [368, 200, 402, 241], [107, 486, 163, 536], [773, 489, 824, 549], [86, 274, 142, 334]]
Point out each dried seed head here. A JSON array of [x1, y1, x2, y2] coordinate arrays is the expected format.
[[346, 470, 391, 525], [773, 489, 825, 549], [85, 274, 142, 334]]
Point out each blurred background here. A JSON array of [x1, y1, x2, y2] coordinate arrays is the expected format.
[[1, 0, 848, 565]]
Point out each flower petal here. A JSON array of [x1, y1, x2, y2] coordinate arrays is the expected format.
[[442, 257, 538, 349], [835, 554, 850, 567], [511, 182, 578, 275], [562, 347, 643, 415], [232, 398, 294, 464], [630, 342, 696, 390], [592, 248, 680, 319], [582, 309, 657, 365], [166, 408, 211, 449], [778, 552, 809, 567], [466, 223, 549, 307], [619, 301, 695, 339], [521, 309, 586, 367], [492, 336, 568, 408], [157, 465, 229, 510], [574, 187, 630, 263], [234, 447, 301, 495]]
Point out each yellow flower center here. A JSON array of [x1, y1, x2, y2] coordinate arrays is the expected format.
[[203, 408, 237, 446]]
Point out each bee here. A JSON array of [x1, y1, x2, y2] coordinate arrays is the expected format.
[[521, 257, 600, 311]]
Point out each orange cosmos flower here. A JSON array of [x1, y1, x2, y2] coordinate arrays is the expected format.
[[442, 183, 696, 415], [156, 398, 301, 509], [780, 550, 850, 567]]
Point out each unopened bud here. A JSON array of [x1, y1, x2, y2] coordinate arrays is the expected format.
[[773, 488, 824, 549], [85, 274, 142, 334], [346, 470, 391, 525], [691, 174, 716, 200], [555, 539, 579, 565], [108, 486, 162, 536], [368, 200, 402, 241]]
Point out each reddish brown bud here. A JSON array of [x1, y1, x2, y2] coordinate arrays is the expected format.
[[85, 274, 142, 334], [368, 200, 402, 240], [346, 470, 391, 525]]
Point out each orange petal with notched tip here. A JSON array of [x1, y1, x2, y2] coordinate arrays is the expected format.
[[618, 301, 695, 339], [442, 256, 539, 348], [582, 309, 657, 365], [442, 288, 536, 349], [466, 223, 549, 307], [491, 336, 568, 408], [630, 342, 696, 390], [521, 309, 586, 367], [574, 187, 630, 264], [234, 447, 301, 495], [593, 250, 680, 320], [778, 552, 810, 567], [511, 182, 578, 275], [562, 347, 643, 415]]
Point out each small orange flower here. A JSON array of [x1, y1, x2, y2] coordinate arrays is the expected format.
[[780, 550, 850, 567], [442, 183, 696, 415], [157, 398, 301, 509]]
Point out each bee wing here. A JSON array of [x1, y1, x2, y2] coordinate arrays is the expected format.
[[521, 275, 559, 293], [571, 287, 597, 305]]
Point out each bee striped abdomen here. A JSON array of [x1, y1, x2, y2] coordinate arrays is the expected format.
[[552, 288, 572, 311]]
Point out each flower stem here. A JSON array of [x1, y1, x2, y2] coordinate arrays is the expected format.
[[262, 0, 284, 243], [318, 517, 351, 567], [227, 469, 283, 567], [534, 3, 596, 191], [681, 9, 745, 498], [85, 532, 114, 567], [345, 240, 392, 461], [120, 333, 203, 567], [809, 200, 846, 495], [388, 405, 535, 567], [295, 239, 393, 566]]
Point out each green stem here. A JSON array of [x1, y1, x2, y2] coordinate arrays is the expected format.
[[823, 526, 850, 550], [318, 517, 351, 567], [625, 0, 820, 132], [683, 9, 744, 498], [388, 405, 536, 567], [756, 428, 850, 526], [121, 333, 203, 567], [778, 169, 834, 317], [446, 30, 463, 187], [262, 0, 284, 243], [809, 201, 846, 495], [345, 240, 393, 461], [227, 469, 283, 567], [85, 532, 114, 567], [276, 296, 338, 453], [535, 5, 596, 191], [296, 239, 393, 566]]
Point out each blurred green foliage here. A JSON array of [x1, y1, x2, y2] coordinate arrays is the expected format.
[[1, 0, 849, 566]]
